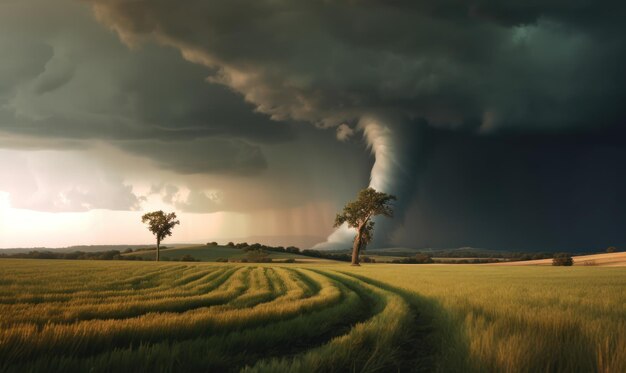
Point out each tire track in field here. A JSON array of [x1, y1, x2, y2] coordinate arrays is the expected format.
[[1, 267, 378, 373], [0, 266, 328, 364], [0, 264, 437, 373], [243, 269, 435, 373], [0, 267, 238, 325], [230, 269, 384, 372], [334, 271, 438, 373], [0, 265, 189, 304]]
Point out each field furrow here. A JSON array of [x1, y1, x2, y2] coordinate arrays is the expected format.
[[0, 267, 346, 364]]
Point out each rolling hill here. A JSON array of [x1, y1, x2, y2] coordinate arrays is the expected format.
[[123, 244, 334, 262]]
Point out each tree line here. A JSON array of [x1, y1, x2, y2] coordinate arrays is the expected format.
[[0, 250, 142, 261]]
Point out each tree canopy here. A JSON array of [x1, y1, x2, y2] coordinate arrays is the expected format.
[[141, 210, 180, 261], [335, 187, 396, 265]]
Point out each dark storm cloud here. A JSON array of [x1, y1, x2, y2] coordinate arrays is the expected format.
[[84, 0, 626, 248], [0, 40, 291, 144], [122, 138, 267, 175], [143, 125, 369, 214], [2, 0, 625, 248], [0, 38, 51, 99], [0, 0, 292, 176], [395, 126, 626, 251], [88, 0, 626, 131]]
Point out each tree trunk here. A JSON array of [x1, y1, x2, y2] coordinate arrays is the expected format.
[[351, 225, 363, 266], [156, 238, 160, 262]]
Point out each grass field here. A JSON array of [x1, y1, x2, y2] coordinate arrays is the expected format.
[[0, 259, 624, 372], [124, 244, 327, 262]]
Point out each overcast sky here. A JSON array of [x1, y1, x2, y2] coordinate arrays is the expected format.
[[1, 0, 625, 251]]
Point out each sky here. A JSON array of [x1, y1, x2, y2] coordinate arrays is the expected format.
[[0, 0, 625, 251]]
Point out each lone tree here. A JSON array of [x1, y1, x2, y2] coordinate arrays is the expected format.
[[141, 210, 180, 262], [334, 187, 396, 266]]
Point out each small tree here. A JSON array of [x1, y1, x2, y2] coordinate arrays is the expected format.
[[334, 187, 396, 266], [607, 246, 617, 253], [552, 253, 573, 266], [141, 210, 180, 262]]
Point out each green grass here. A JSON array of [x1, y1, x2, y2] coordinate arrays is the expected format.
[[125, 245, 312, 262], [0, 259, 623, 372]]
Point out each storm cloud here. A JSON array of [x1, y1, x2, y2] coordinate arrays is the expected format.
[[84, 0, 626, 248], [0, 0, 292, 173], [0, 0, 624, 250], [87, 0, 625, 131]]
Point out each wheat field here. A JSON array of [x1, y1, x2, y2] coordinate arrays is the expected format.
[[0, 259, 624, 372]]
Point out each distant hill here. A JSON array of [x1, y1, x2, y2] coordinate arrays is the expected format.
[[489, 252, 626, 267], [0, 244, 190, 254], [367, 247, 518, 258], [368, 246, 611, 258], [123, 244, 336, 263]]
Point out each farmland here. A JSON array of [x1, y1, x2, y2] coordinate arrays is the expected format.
[[0, 259, 624, 372]]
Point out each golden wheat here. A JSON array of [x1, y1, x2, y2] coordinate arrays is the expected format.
[[0, 259, 623, 372]]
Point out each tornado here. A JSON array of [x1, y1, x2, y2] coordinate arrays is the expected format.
[[314, 113, 420, 250]]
